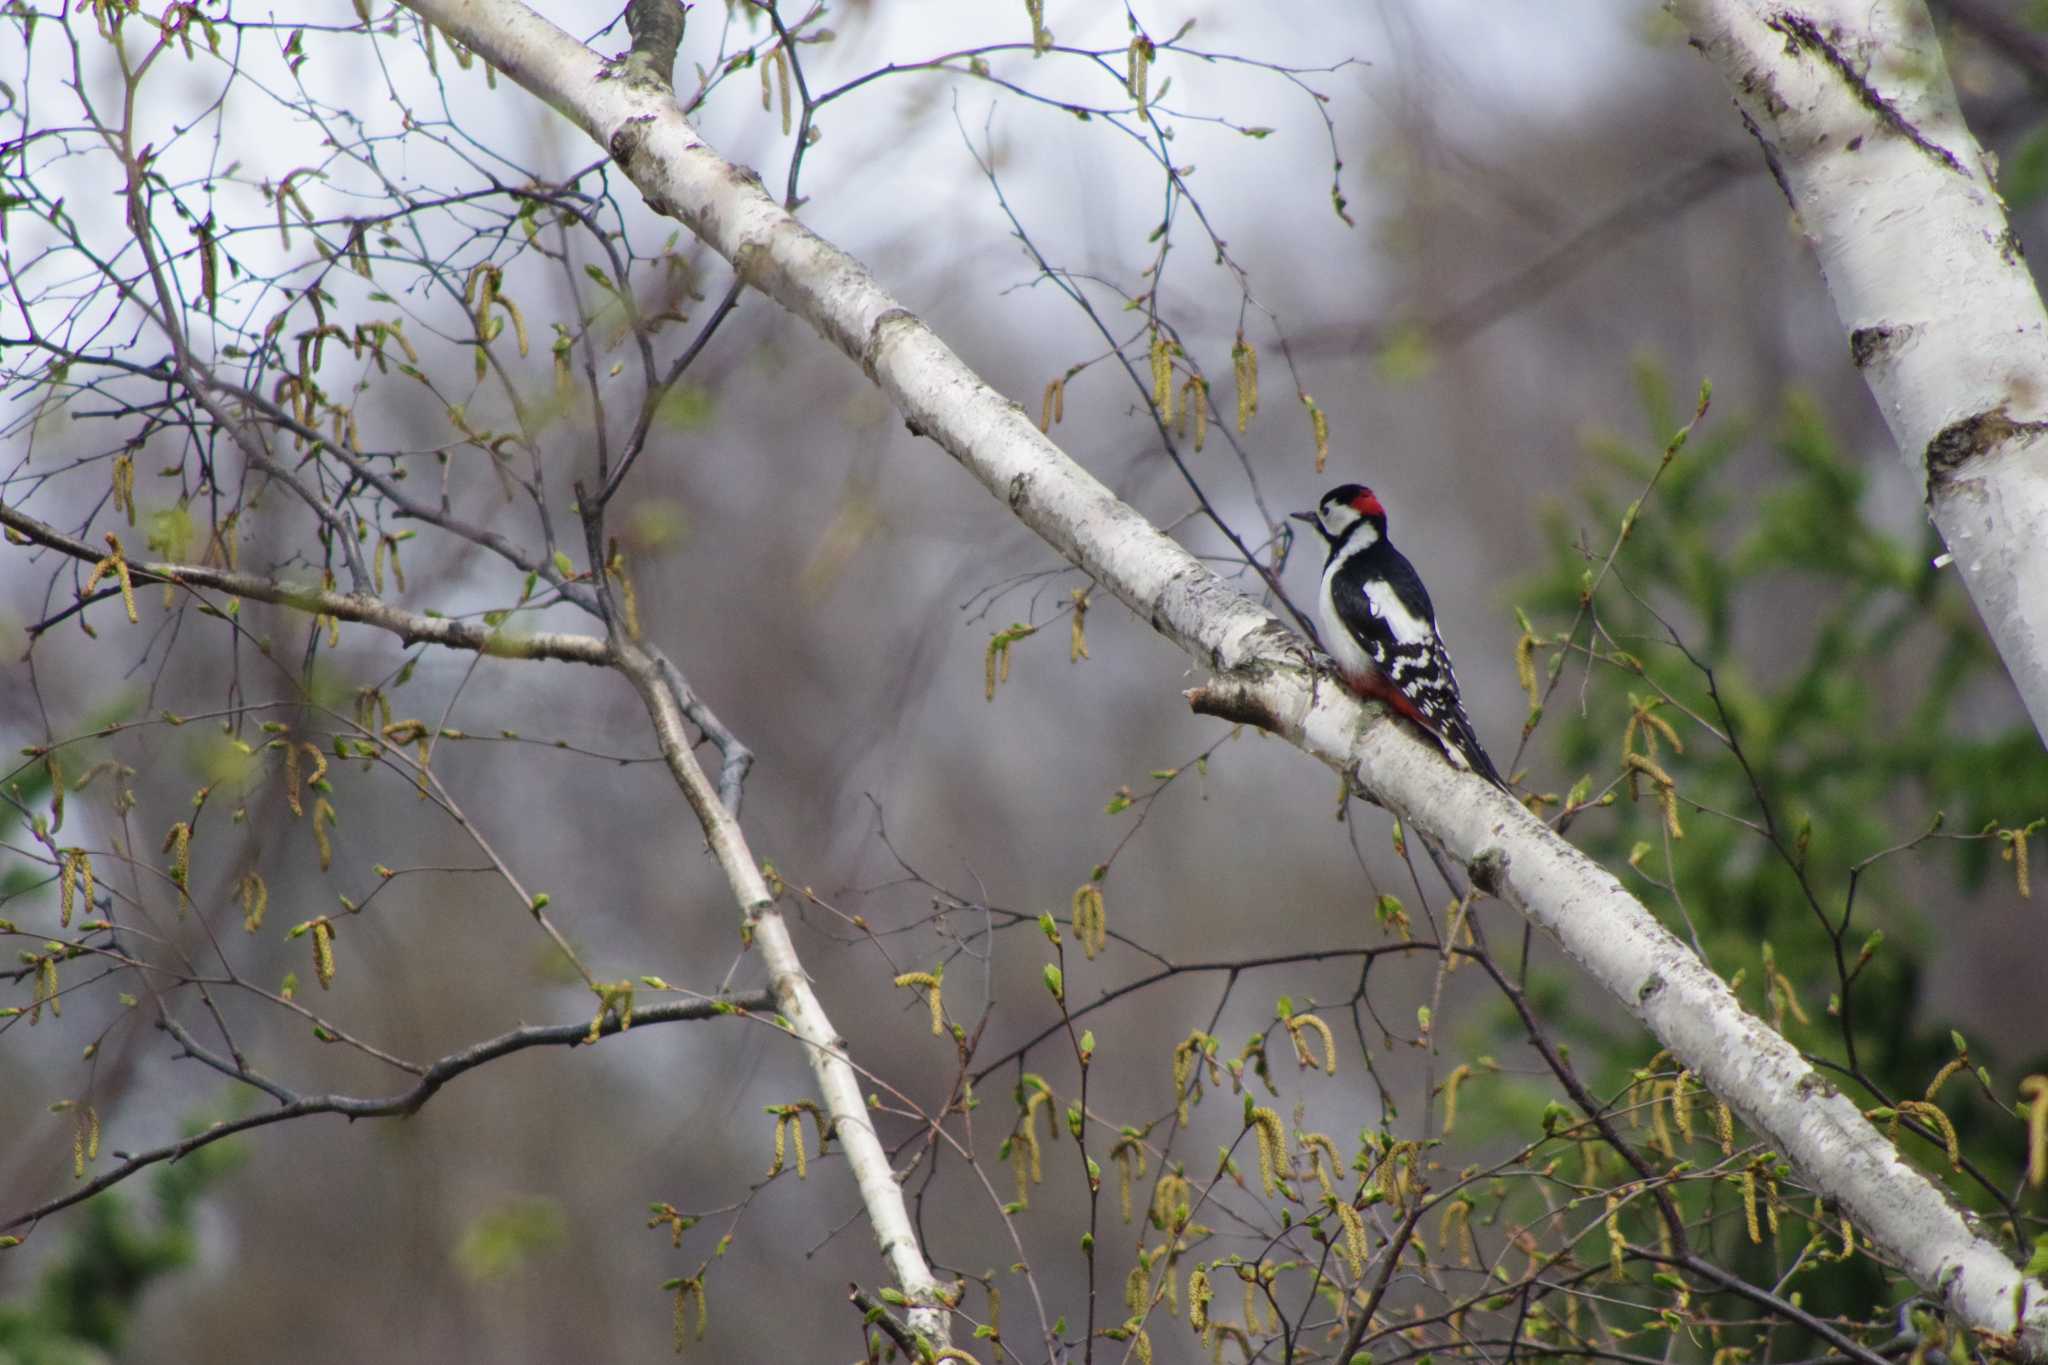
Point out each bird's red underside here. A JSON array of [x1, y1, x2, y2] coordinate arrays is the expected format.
[[1339, 668, 1438, 737]]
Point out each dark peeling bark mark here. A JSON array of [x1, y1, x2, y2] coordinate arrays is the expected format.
[[1737, 106, 1796, 210], [1768, 12, 1965, 174], [606, 119, 649, 167], [1997, 227, 2026, 264], [1468, 847, 1509, 897], [1636, 971, 1666, 1005], [1795, 1070, 1838, 1100], [1849, 323, 1910, 368], [729, 240, 771, 292], [863, 307, 916, 384], [1186, 682, 1285, 733], [1925, 405, 2048, 496]]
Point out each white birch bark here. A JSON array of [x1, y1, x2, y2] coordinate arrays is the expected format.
[[609, 639, 949, 1346], [1673, 0, 2048, 744], [390, 0, 2048, 1351]]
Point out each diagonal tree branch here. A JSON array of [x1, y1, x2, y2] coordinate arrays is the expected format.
[[0, 500, 612, 666], [607, 635, 951, 1347], [2, 992, 768, 1234], [387, 0, 2048, 1352]]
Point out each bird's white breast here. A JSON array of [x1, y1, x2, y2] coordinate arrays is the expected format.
[[1317, 562, 1378, 680]]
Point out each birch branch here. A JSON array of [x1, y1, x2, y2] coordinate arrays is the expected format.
[[608, 638, 949, 1346], [0, 499, 611, 666], [390, 0, 2047, 1351], [1673, 0, 2048, 745]]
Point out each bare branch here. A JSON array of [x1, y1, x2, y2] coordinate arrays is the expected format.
[[0, 500, 611, 666], [3, 993, 768, 1233]]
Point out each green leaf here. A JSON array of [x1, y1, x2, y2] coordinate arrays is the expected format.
[[2004, 122, 2048, 209]]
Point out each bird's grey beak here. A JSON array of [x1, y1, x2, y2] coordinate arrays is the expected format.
[[1288, 510, 1317, 526]]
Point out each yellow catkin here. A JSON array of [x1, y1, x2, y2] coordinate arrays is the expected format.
[[59, 851, 78, 928], [2006, 826, 2032, 899], [1150, 331, 1174, 422], [1716, 1100, 1735, 1155], [2021, 1077, 2048, 1187], [1605, 1194, 1626, 1278], [774, 46, 791, 136], [893, 971, 945, 1036], [1009, 1133, 1034, 1206], [112, 452, 136, 525], [1072, 884, 1106, 959], [1166, 1167, 1198, 1225], [1440, 1063, 1471, 1134], [671, 1278, 706, 1349], [1232, 338, 1258, 433], [240, 870, 269, 932], [106, 535, 137, 622], [313, 797, 336, 871], [1304, 395, 1329, 474], [1514, 630, 1538, 709], [1286, 1012, 1336, 1075], [1741, 1167, 1762, 1244], [1249, 1108, 1284, 1195], [1672, 1071, 1696, 1142], [1896, 1099, 1961, 1167], [1040, 377, 1062, 432], [1650, 1082, 1676, 1159], [1188, 1269, 1212, 1334], [284, 738, 304, 816], [35, 954, 60, 1022], [1172, 1033, 1209, 1125], [1336, 1200, 1369, 1277], [1125, 1263, 1148, 1314], [83, 535, 137, 623], [1924, 1057, 1966, 1104], [1299, 1132, 1340, 1200], [311, 918, 336, 988], [162, 821, 191, 903], [1023, 1092, 1049, 1183]]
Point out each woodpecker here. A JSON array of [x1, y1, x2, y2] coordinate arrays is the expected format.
[[1291, 484, 1505, 788]]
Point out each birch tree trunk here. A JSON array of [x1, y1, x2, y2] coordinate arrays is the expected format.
[[1674, 0, 2048, 744], [388, 0, 2048, 1352]]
